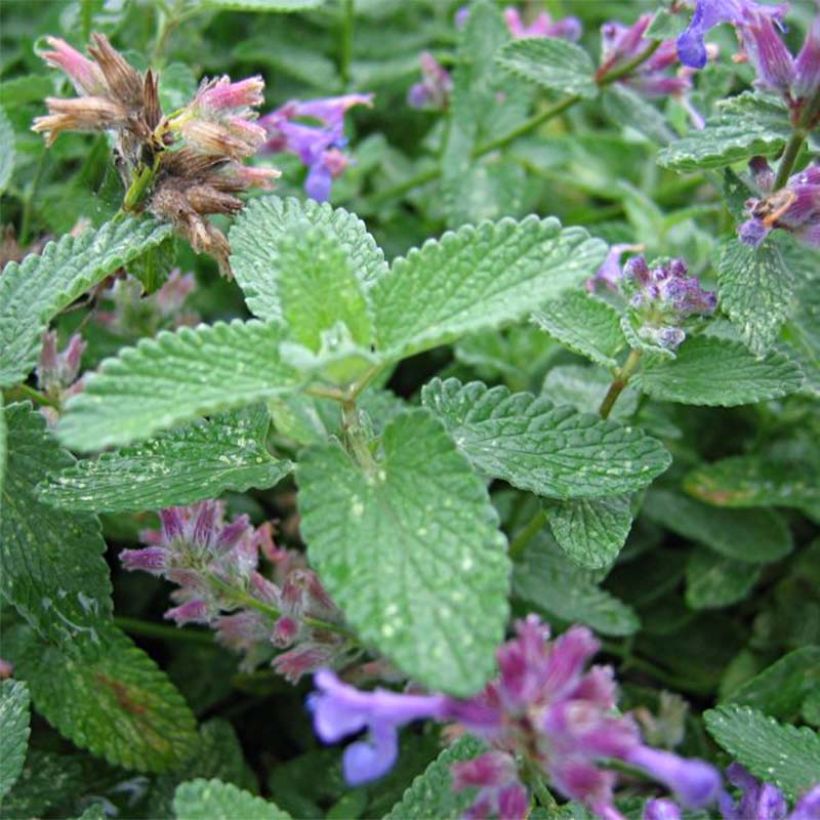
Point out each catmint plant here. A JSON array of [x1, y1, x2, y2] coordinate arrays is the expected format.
[[0, 1, 817, 818]]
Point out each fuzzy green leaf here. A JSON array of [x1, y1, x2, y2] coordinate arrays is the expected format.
[[603, 85, 675, 145], [0, 106, 14, 195], [0, 680, 30, 799], [547, 494, 633, 570], [372, 217, 607, 360], [513, 538, 639, 636], [532, 291, 626, 368], [173, 779, 291, 819], [5, 624, 197, 774], [718, 238, 795, 355], [39, 406, 291, 512], [298, 409, 510, 695], [57, 320, 300, 451], [1, 403, 112, 648], [685, 548, 761, 610], [658, 92, 792, 171], [422, 379, 670, 498], [229, 197, 384, 339], [0, 217, 172, 388], [704, 705, 820, 800], [497, 37, 598, 98], [643, 488, 793, 563], [634, 336, 803, 405], [0, 750, 85, 818], [0, 393, 5, 499], [384, 736, 485, 820]]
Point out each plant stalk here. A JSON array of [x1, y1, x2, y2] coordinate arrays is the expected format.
[[114, 615, 215, 645], [773, 129, 805, 191], [508, 510, 546, 560], [599, 348, 643, 419]]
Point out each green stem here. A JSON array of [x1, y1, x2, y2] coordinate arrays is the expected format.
[[3, 384, 59, 409], [596, 39, 662, 86], [19, 151, 47, 246], [122, 161, 158, 213], [598, 348, 643, 420], [339, 0, 355, 88], [508, 510, 546, 561], [114, 615, 215, 645], [773, 129, 805, 191], [521, 757, 559, 811]]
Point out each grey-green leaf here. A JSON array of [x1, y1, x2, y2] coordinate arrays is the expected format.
[[718, 238, 795, 355], [57, 320, 300, 451], [497, 37, 598, 98], [603, 85, 675, 145], [173, 779, 291, 819], [704, 705, 820, 800], [0, 217, 172, 388], [372, 217, 607, 360], [643, 488, 793, 563], [0, 106, 14, 195], [532, 291, 627, 368], [0, 680, 30, 798], [634, 336, 803, 405], [658, 92, 792, 171], [422, 378, 670, 499], [513, 538, 639, 636], [548, 494, 633, 570], [298, 408, 510, 695], [1, 403, 112, 648], [685, 548, 761, 610], [39, 405, 291, 512]]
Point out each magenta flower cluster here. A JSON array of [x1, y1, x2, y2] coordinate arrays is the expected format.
[[121, 500, 348, 681], [309, 616, 722, 818]]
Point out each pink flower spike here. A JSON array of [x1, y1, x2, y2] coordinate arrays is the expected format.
[[165, 598, 211, 625], [42, 36, 105, 96], [199, 75, 265, 112], [120, 547, 169, 574]]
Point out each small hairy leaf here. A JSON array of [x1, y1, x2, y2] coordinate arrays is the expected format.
[[5, 624, 197, 774], [422, 378, 670, 498], [658, 92, 792, 171], [372, 217, 607, 360], [532, 291, 626, 368], [298, 409, 510, 695], [173, 779, 291, 819], [383, 736, 485, 820], [0, 217, 172, 387], [0, 750, 85, 818], [497, 37, 598, 98], [57, 320, 300, 451], [718, 238, 795, 355], [547, 494, 633, 569], [0, 680, 30, 799], [634, 336, 803, 405], [229, 196, 385, 332], [704, 705, 820, 800], [0, 105, 14, 195], [40, 405, 291, 512], [1, 403, 112, 648], [643, 488, 793, 563], [513, 538, 639, 636], [685, 548, 761, 610]]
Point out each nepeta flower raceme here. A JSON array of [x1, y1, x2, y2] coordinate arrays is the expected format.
[[718, 763, 820, 820], [503, 7, 582, 41], [259, 93, 373, 201], [739, 161, 820, 248], [309, 617, 722, 817], [587, 243, 645, 292], [407, 52, 453, 111]]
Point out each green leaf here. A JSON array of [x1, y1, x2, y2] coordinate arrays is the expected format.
[[372, 217, 607, 360], [685, 548, 761, 610], [542, 364, 639, 421], [496, 37, 598, 98], [634, 336, 803, 405], [704, 705, 820, 800], [718, 238, 795, 355], [422, 379, 670, 499], [0, 680, 30, 799], [384, 736, 485, 820], [547, 494, 633, 570], [725, 647, 820, 722], [202, 0, 324, 10], [158, 63, 198, 112], [643, 488, 793, 563], [229, 197, 385, 331], [513, 537, 639, 636], [603, 85, 674, 145], [0, 217, 172, 388], [1, 403, 112, 647], [658, 92, 792, 171], [0, 393, 5, 499], [39, 406, 291, 512], [57, 320, 300, 451], [0, 106, 14, 195], [0, 750, 85, 818], [532, 291, 627, 368], [173, 779, 291, 819], [298, 408, 510, 695], [4, 624, 197, 774]]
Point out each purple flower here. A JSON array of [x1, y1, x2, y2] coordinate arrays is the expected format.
[[791, 785, 820, 820], [587, 243, 645, 291], [625, 747, 723, 808], [718, 764, 820, 819], [36, 331, 85, 394], [259, 93, 372, 201], [452, 751, 529, 820], [407, 52, 453, 111], [503, 7, 581, 41], [309, 668, 448, 785], [644, 797, 683, 820], [739, 162, 820, 248]]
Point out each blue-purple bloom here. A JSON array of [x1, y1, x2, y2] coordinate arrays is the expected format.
[[454, 5, 581, 41], [407, 52, 452, 111], [259, 93, 373, 201], [643, 797, 683, 820], [718, 763, 820, 819]]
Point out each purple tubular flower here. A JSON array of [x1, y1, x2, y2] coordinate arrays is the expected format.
[[792, 16, 820, 109], [626, 747, 723, 808], [791, 785, 820, 819], [309, 668, 448, 785], [40, 36, 105, 96], [407, 52, 452, 111], [36, 331, 86, 393], [453, 751, 529, 820], [587, 243, 644, 291], [503, 7, 581, 41], [644, 797, 683, 820]]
